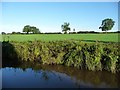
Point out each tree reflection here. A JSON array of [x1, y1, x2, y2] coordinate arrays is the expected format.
[[41, 71, 49, 81], [3, 62, 120, 88]]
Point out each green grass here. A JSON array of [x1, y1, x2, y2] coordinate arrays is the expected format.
[[1, 33, 119, 42]]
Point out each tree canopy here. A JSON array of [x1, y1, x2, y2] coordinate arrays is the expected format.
[[23, 25, 40, 34], [61, 22, 71, 34], [1, 32, 6, 35], [31, 26, 40, 34], [99, 18, 115, 32]]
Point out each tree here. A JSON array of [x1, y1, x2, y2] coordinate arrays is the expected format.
[[99, 18, 115, 33], [73, 28, 75, 32], [31, 26, 40, 34], [12, 31, 16, 34], [31, 26, 36, 34], [61, 22, 71, 34], [35, 28, 40, 34], [23, 25, 31, 34], [1, 32, 6, 35], [23, 25, 40, 34]]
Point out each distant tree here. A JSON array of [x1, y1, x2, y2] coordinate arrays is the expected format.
[[31, 26, 40, 34], [23, 25, 40, 34], [12, 31, 16, 34], [1, 32, 6, 35], [73, 28, 75, 32], [61, 22, 71, 34], [99, 18, 115, 33], [23, 25, 31, 34], [35, 28, 40, 34], [16, 32, 21, 34]]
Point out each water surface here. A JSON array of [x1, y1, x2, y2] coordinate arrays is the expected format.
[[2, 64, 120, 88]]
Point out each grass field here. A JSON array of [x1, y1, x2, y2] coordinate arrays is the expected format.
[[1, 33, 119, 42]]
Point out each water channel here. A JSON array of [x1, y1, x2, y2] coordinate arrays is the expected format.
[[1, 63, 120, 88]]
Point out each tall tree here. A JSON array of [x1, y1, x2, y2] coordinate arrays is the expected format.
[[31, 26, 36, 34], [23, 25, 31, 34], [31, 26, 40, 34], [61, 22, 71, 34], [35, 28, 40, 34], [99, 18, 115, 33], [23, 25, 40, 34], [1, 32, 6, 35]]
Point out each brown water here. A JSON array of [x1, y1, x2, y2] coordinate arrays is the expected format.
[[2, 63, 120, 88]]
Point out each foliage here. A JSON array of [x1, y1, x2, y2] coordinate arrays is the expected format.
[[23, 25, 31, 34], [30, 26, 40, 34], [11, 32, 21, 34], [99, 18, 115, 32], [23, 25, 40, 34], [61, 22, 71, 34], [1, 32, 6, 35], [2, 40, 120, 73]]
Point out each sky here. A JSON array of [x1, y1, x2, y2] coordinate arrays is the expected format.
[[1, 1, 119, 33]]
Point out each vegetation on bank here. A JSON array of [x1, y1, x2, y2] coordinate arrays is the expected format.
[[2, 40, 120, 73]]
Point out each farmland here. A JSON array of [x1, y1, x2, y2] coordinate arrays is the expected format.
[[1, 33, 119, 42]]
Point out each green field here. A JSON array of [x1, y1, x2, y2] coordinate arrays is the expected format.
[[1, 33, 119, 42]]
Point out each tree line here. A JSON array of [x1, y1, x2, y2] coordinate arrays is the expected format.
[[61, 18, 115, 34], [1, 18, 116, 34]]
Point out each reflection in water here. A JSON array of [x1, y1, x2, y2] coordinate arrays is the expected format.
[[2, 63, 120, 88], [2, 68, 77, 88]]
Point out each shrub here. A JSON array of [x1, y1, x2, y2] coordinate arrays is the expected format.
[[2, 40, 119, 73]]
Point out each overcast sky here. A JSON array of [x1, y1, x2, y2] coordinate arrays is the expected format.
[[1, 1, 119, 33]]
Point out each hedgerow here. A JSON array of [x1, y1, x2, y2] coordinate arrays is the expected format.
[[2, 40, 120, 73]]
